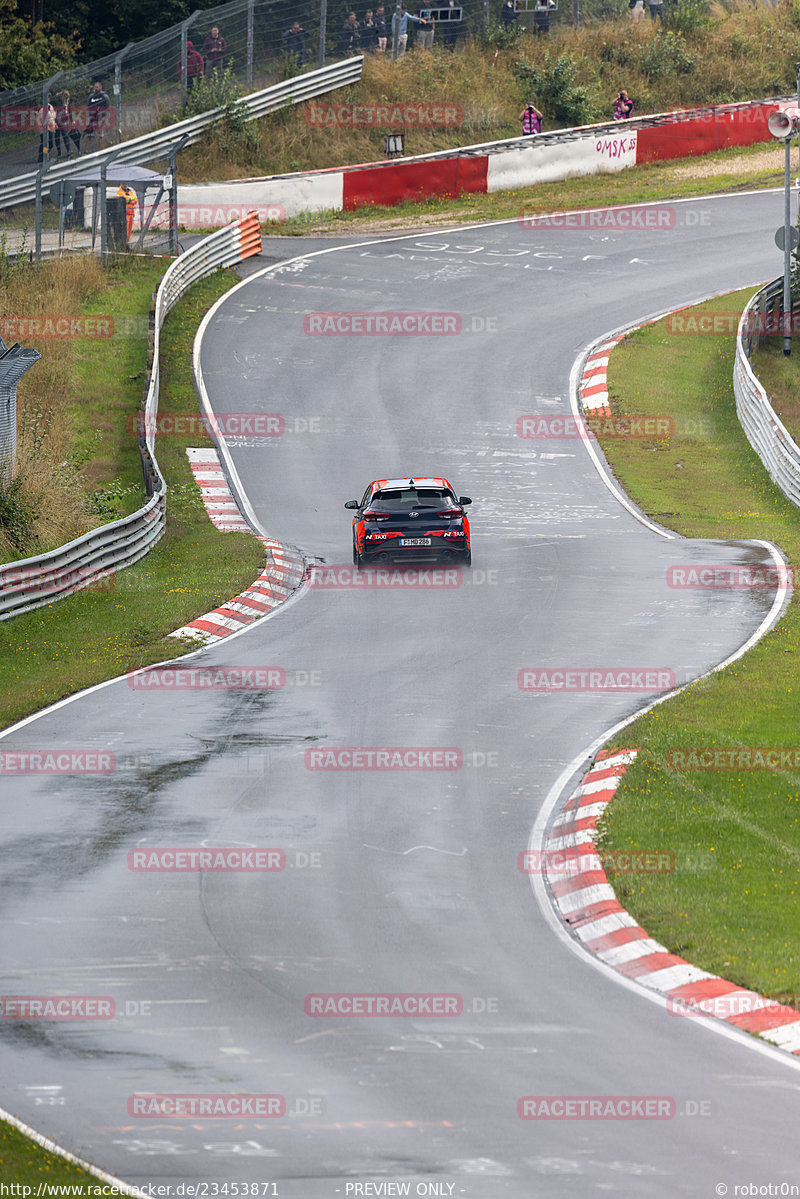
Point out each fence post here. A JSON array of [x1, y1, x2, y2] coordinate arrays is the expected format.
[[247, 0, 255, 88], [0, 338, 41, 486], [114, 43, 134, 139], [180, 13, 201, 94], [319, 0, 328, 67]]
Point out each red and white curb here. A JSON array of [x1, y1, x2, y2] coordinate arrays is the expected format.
[[544, 749, 800, 1055], [171, 448, 305, 642], [578, 339, 622, 417]]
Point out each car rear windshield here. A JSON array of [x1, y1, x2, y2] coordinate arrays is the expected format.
[[372, 489, 456, 509]]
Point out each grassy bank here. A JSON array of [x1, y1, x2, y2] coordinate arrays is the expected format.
[[595, 291, 800, 999], [0, 255, 158, 559], [0, 266, 264, 731], [0, 1119, 101, 1191], [171, 2, 800, 184]]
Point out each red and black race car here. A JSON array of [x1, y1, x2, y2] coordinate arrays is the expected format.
[[345, 477, 472, 568]]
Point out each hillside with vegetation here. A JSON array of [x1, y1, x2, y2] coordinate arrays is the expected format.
[[177, 0, 800, 181]]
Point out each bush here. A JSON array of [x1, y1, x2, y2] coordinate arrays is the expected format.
[[641, 30, 696, 77], [515, 53, 599, 125], [0, 473, 38, 555]]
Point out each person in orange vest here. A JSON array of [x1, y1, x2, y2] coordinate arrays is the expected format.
[[117, 184, 137, 242]]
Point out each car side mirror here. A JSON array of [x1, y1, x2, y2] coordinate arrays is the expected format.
[[344, 500, 359, 509], [458, 496, 472, 506]]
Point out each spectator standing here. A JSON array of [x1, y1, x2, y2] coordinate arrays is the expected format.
[[613, 89, 634, 119], [341, 12, 361, 55], [284, 21, 308, 64], [375, 6, 388, 50], [416, 8, 434, 48], [630, 0, 645, 21], [362, 10, 379, 52], [391, 3, 423, 57], [83, 80, 110, 152], [500, 0, 517, 28], [181, 41, 205, 92], [648, 0, 663, 18], [203, 26, 228, 75], [519, 102, 542, 135], [533, 0, 554, 33], [37, 95, 56, 162], [54, 90, 80, 157]]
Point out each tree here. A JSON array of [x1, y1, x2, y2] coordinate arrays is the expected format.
[[0, 0, 77, 90]]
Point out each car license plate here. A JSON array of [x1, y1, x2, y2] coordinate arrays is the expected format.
[[400, 538, 431, 547]]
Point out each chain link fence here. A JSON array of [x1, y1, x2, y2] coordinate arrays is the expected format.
[[0, 0, 548, 182]]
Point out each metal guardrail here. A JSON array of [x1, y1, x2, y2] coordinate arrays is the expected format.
[[0, 58, 363, 211], [733, 278, 800, 510], [0, 211, 262, 621]]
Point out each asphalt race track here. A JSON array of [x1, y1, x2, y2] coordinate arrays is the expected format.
[[2, 190, 800, 1197]]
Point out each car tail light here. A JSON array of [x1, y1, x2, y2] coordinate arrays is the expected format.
[[437, 508, 462, 519], [363, 509, 390, 521]]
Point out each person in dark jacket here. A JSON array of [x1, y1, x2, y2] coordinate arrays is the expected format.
[[284, 21, 308, 64], [83, 80, 111, 151], [375, 5, 388, 50], [362, 10, 379, 52], [500, 0, 518, 28], [341, 12, 361, 55], [202, 26, 227, 74]]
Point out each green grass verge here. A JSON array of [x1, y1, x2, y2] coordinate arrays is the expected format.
[[750, 335, 800, 444], [0, 1118, 104, 1190], [0, 267, 265, 732], [595, 290, 800, 1000]]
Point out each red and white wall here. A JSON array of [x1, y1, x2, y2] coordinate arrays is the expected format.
[[133, 98, 781, 229]]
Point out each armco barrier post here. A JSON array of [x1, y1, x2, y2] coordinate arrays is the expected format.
[[0, 337, 41, 486]]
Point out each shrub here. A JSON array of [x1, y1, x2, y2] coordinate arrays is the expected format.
[[515, 53, 599, 125]]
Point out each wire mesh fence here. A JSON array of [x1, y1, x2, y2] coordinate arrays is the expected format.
[[0, 0, 547, 181]]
